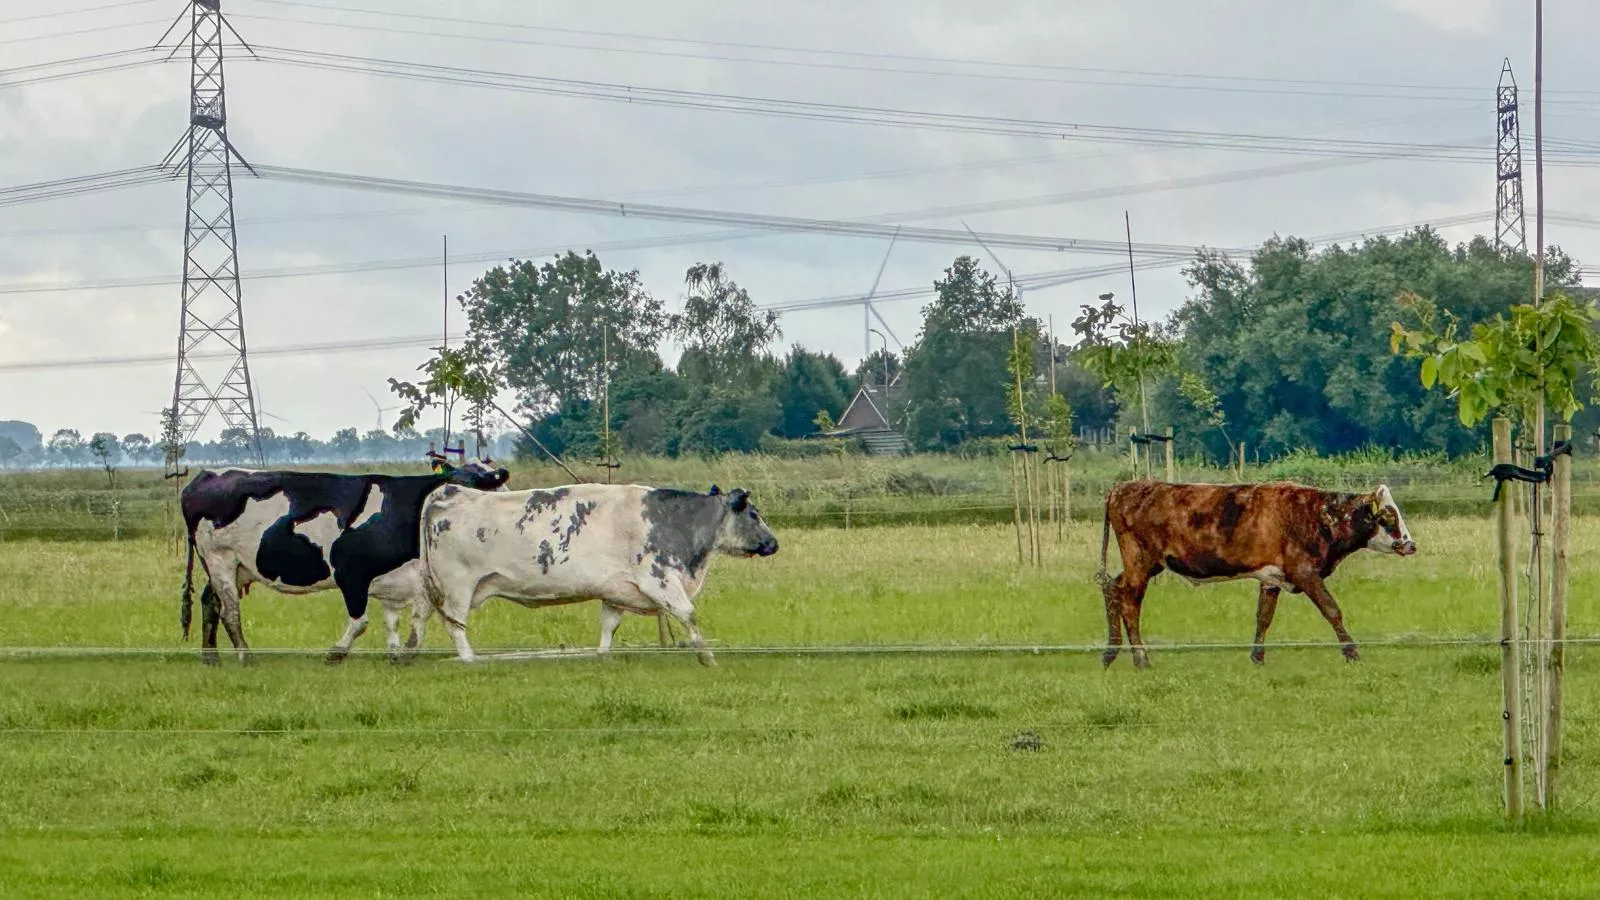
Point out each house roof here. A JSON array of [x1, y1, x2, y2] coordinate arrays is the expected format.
[[835, 382, 905, 433]]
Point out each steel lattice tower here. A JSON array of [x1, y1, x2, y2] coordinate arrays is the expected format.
[[162, 0, 262, 458], [1495, 58, 1528, 254]]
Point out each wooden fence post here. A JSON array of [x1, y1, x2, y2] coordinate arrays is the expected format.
[[1164, 426, 1175, 483], [1237, 442, 1246, 481], [1547, 422, 1572, 808], [1128, 428, 1138, 477], [1493, 416, 1524, 822]]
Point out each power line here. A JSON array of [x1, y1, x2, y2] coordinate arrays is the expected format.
[[0, 55, 169, 90], [251, 163, 1212, 256], [242, 0, 1600, 100], [244, 46, 1600, 164], [0, 213, 1495, 373], [0, 17, 169, 47], [0, 165, 175, 208], [0, 0, 160, 26], [0, 333, 445, 374], [232, 5, 1494, 105]]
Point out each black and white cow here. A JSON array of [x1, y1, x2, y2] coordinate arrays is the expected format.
[[415, 483, 779, 664], [180, 461, 511, 665]]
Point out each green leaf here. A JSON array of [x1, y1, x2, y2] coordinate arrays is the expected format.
[[1458, 341, 1487, 363], [1420, 355, 1438, 389]]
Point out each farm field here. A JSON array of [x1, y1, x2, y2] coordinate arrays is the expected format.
[[3, 518, 1600, 896]]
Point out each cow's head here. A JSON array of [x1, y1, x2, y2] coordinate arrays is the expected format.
[[1363, 484, 1415, 556], [447, 460, 512, 492], [708, 484, 779, 557]]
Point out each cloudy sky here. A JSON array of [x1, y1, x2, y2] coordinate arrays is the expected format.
[[3, 0, 1597, 441]]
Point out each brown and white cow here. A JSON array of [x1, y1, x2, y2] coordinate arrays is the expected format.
[[1096, 480, 1415, 668]]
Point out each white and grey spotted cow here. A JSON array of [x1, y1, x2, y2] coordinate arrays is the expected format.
[[414, 483, 779, 664], [180, 461, 510, 665]]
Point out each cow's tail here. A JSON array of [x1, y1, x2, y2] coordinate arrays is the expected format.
[[1095, 490, 1115, 594], [180, 524, 197, 640]]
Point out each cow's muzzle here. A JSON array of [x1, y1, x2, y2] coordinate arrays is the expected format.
[[754, 538, 779, 557], [1394, 539, 1416, 556]]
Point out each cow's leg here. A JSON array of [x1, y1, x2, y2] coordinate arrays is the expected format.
[[597, 603, 625, 659], [1296, 575, 1359, 662], [435, 582, 486, 663], [327, 576, 374, 665], [1120, 570, 1155, 670], [1251, 585, 1281, 665], [639, 582, 712, 666], [1101, 578, 1126, 668], [325, 616, 368, 665], [212, 579, 251, 666], [404, 595, 431, 659], [380, 601, 406, 662], [200, 584, 222, 667]]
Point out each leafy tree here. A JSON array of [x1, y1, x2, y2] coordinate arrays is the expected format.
[[0, 435, 22, 469], [88, 432, 121, 487], [0, 421, 42, 459], [855, 348, 901, 389], [285, 431, 315, 462], [1391, 289, 1600, 427], [47, 429, 87, 467], [673, 262, 782, 388], [159, 408, 186, 474], [458, 251, 667, 417], [121, 433, 152, 465], [1071, 295, 1179, 434], [1174, 229, 1579, 457], [329, 427, 361, 460], [363, 429, 400, 460], [775, 346, 852, 439], [902, 255, 1033, 448], [218, 428, 256, 464]]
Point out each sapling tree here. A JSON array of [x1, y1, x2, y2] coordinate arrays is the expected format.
[[1390, 289, 1600, 428], [390, 343, 582, 482], [1178, 372, 1237, 467], [1071, 296, 1179, 433]]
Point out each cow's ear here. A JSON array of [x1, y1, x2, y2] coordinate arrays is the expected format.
[[1368, 495, 1382, 515], [730, 489, 750, 511], [1319, 507, 1338, 529], [708, 484, 721, 496]]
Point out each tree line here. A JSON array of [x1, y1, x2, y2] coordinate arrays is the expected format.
[[3, 224, 1583, 478], [391, 225, 1583, 467]]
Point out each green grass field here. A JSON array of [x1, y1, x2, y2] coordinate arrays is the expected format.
[[3, 517, 1600, 896]]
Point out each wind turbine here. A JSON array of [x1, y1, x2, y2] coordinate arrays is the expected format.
[[861, 226, 904, 370], [362, 388, 400, 432]]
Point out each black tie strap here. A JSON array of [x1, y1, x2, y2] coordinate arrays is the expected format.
[[1129, 432, 1171, 445], [1486, 440, 1573, 502], [1008, 443, 1039, 453]]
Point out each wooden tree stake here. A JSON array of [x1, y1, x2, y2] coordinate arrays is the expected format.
[[1547, 422, 1571, 807], [1164, 426, 1175, 483], [1494, 416, 1525, 822]]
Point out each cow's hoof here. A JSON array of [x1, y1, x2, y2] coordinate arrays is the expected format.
[[1132, 655, 1151, 670], [1101, 650, 1119, 669], [1343, 649, 1361, 663], [1250, 649, 1266, 665], [201, 652, 221, 667], [238, 652, 256, 667], [696, 653, 717, 668], [324, 650, 348, 666]]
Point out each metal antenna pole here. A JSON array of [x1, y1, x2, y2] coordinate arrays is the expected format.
[[169, 0, 262, 463], [1495, 59, 1528, 254], [1125, 211, 1149, 435]]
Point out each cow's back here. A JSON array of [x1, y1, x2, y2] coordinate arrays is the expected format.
[[421, 483, 654, 597], [1108, 480, 1328, 576]]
